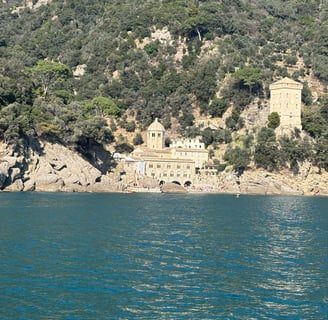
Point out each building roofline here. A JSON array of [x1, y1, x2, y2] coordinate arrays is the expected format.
[[269, 77, 303, 90], [174, 148, 208, 153], [132, 156, 195, 163]]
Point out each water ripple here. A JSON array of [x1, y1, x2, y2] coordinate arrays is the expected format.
[[0, 193, 327, 319]]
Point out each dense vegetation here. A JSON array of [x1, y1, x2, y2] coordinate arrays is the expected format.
[[1, 0, 328, 172]]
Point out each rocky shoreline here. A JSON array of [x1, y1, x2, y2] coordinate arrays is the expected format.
[[1, 141, 328, 196]]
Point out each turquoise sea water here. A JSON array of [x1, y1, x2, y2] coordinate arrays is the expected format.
[[0, 192, 327, 319]]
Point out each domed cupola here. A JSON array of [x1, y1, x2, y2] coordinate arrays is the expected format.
[[147, 118, 165, 149]]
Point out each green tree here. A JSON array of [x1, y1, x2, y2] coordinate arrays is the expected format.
[[314, 134, 328, 172], [179, 111, 194, 129], [284, 55, 297, 66], [90, 96, 120, 117], [254, 127, 281, 171], [27, 60, 71, 98], [302, 108, 326, 138], [223, 146, 251, 175], [124, 121, 136, 132], [165, 137, 172, 147], [319, 96, 328, 122], [0, 75, 18, 106], [0, 103, 22, 145], [279, 134, 312, 174], [208, 98, 229, 118], [312, 24, 328, 81], [200, 127, 214, 147], [188, 57, 219, 111], [73, 117, 114, 148], [144, 40, 160, 56], [233, 67, 264, 94], [302, 81, 312, 105], [212, 129, 232, 145], [133, 133, 144, 145], [182, 1, 205, 41], [225, 109, 244, 131], [268, 112, 280, 129], [115, 142, 134, 154]]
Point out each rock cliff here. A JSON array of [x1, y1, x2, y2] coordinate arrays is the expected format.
[[1, 142, 328, 196], [216, 166, 328, 196], [0, 142, 122, 192]]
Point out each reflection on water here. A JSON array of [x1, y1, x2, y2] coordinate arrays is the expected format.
[[251, 196, 327, 317], [0, 193, 327, 319]]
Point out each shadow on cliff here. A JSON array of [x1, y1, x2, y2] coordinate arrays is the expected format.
[[8, 134, 116, 177], [74, 140, 117, 175], [35, 133, 117, 175]]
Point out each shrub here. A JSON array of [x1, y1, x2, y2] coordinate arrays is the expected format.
[[133, 133, 144, 145], [268, 112, 280, 129]]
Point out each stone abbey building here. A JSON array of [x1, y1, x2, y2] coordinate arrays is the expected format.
[[123, 118, 209, 186], [122, 78, 303, 189]]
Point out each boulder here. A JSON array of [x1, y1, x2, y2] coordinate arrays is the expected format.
[[9, 167, 21, 182], [4, 179, 24, 192], [24, 179, 36, 191], [0, 161, 9, 189], [161, 182, 187, 193], [35, 173, 62, 186]]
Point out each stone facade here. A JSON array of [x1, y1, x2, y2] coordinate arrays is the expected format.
[[123, 118, 209, 186], [269, 77, 303, 135], [170, 137, 205, 149]]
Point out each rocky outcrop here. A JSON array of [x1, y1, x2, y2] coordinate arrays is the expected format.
[[0, 151, 26, 190], [214, 165, 328, 196], [0, 142, 122, 192], [161, 182, 187, 193], [11, 0, 52, 14], [1, 141, 328, 195]]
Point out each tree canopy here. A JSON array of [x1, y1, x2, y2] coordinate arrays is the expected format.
[[0, 0, 327, 172], [27, 60, 71, 98]]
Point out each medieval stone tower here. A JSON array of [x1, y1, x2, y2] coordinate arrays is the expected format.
[[147, 118, 165, 149], [269, 77, 303, 134]]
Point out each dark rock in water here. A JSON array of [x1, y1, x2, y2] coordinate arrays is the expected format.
[[161, 182, 187, 193]]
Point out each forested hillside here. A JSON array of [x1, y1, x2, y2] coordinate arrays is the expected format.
[[1, 0, 328, 174]]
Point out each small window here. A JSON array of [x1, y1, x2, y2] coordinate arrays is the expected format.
[[158, 133, 161, 137], [152, 133, 155, 137], [167, 164, 171, 169], [157, 164, 161, 168], [177, 165, 181, 169], [149, 164, 153, 168], [186, 165, 190, 169]]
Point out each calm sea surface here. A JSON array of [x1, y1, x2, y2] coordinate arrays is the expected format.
[[0, 192, 327, 319]]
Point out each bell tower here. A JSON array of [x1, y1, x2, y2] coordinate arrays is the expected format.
[[147, 118, 165, 150]]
